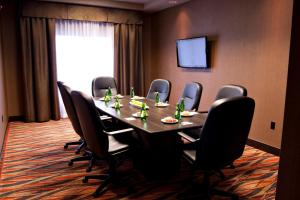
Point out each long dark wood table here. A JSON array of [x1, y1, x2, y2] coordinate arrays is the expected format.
[[94, 96, 206, 177], [94, 96, 206, 134]]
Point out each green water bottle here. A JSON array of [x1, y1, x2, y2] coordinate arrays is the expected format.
[[114, 96, 120, 110], [130, 87, 135, 98], [140, 103, 148, 121], [175, 103, 181, 120], [179, 98, 185, 112], [155, 92, 160, 104], [104, 90, 111, 103], [108, 87, 112, 97]]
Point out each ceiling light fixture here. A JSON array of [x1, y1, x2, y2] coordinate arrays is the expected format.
[[168, 0, 178, 5]]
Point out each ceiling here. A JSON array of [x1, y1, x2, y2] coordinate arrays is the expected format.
[[114, 0, 152, 3], [37, 0, 191, 12]]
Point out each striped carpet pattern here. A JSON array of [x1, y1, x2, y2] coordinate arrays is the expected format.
[[0, 119, 278, 199]]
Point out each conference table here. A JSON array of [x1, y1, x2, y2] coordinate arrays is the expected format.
[[94, 96, 206, 176]]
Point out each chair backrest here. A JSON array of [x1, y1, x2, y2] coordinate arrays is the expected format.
[[146, 79, 171, 102], [92, 76, 118, 97], [57, 81, 83, 138], [71, 91, 109, 159], [179, 82, 203, 111], [215, 84, 247, 100], [195, 96, 255, 170]]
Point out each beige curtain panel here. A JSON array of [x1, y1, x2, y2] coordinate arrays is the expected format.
[[114, 24, 144, 96], [20, 17, 60, 122]]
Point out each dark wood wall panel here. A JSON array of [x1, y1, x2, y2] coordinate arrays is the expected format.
[[276, 0, 300, 199]]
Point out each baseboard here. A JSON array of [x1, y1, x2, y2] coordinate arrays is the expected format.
[[0, 118, 8, 163], [8, 116, 24, 122], [247, 139, 280, 156]]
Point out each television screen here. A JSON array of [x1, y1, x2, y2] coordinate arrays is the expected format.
[[176, 36, 208, 68]]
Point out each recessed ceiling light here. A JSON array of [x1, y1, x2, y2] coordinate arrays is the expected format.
[[169, 0, 178, 4]]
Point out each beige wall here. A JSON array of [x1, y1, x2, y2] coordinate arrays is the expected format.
[[0, 14, 8, 152], [144, 0, 293, 148]]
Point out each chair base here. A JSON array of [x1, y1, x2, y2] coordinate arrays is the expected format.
[[64, 139, 86, 155], [93, 176, 112, 197], [83, 172, 134, 198], [83, 173, 112, 197], [82, 155, 132, 198], [178, 170, 239, 200], [68, 154, 91, 166], [68, 152, 95, 172], [75, 142, 86, 154], [64, 140, 82, 149], [203, 171, 239, 200]]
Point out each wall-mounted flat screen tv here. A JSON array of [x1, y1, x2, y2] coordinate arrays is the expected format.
[[176, 36, 208, 68]]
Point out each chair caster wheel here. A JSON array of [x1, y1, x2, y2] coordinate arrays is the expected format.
[[64, 145, 68, 149], [68, 161, 73, 166], [82, 177, 88, 183]]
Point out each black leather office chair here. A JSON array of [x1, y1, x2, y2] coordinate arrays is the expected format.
[[71, 90, 134, 197], [180, 96, 255, 199], [146, 79, 171, 102], [179, 84, 248, 141], [179, 82, 203, 111], [57, 81, 85, 154], [58, 82, 112, 172], [215, 84, 247, 101], [92, 76, 118, 97]]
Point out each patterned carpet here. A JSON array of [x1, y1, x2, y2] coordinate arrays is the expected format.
[[0, 119, 278, 199]]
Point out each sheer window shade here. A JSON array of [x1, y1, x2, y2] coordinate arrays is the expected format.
[[56, 20, 114, 117]]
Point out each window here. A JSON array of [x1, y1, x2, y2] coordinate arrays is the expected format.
[[56, 20, 114, 117]]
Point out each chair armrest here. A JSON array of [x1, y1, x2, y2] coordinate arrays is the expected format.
[[104, 128, 134, 135], [178, 131, 197, 142], [198, 111, 208, 113], [100, 115, 112, 121]]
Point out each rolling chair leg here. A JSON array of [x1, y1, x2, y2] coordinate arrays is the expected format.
[[82, 174, 109, 183], [86, 157, 95, 172], [204, 172, 239, 200], [82, 173, 112, 198], [83, 158, 131, 198], [75, 142, 86, 154], [64, 140, 82, 149], [82, 171, 113, 198], [93, 176, 112, 197], [68, 155, 91, 166]]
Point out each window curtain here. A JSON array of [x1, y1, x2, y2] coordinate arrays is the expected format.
[[56, 20, 114, 117], [114, 24, 144, 96], [20, 17, 60, 122]]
